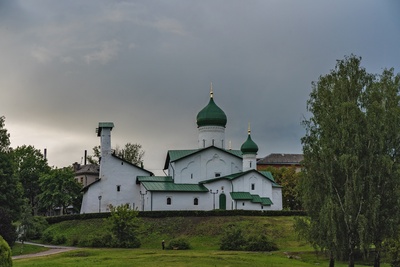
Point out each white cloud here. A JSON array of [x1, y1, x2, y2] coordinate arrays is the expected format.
[[152, 17, 186, 35], [84, 39, 121, 65]]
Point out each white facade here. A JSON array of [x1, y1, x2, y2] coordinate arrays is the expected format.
[[80, 92, 283, 213]]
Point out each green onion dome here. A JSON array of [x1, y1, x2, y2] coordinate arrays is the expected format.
[[241, 130, 258, 155], [196, 92, 227, 128]]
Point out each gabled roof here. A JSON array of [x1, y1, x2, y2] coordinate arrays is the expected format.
[[74, 164, 99, 175], [164, 146, 242, 169], [230, 192, 273, 206], [111, 154, 154, 176], [200, 169, 279, 186], [257, 153, 304, 165], [141, 181, 209, 192]]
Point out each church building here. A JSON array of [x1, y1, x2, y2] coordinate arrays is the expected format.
[[80, 86, 282, 213]]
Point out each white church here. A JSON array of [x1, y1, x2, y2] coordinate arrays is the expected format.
[[80, 87, 282, 213]]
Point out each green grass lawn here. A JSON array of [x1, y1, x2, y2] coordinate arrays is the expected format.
[[12, 243, 50, 257], [11, 216, 392, 266]]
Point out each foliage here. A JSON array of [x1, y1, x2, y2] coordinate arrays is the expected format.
[[0, 235, 12, 267], [114, 143, 145, 167], [166, 238, 191, 250], [87, 143, 145, 167], [107, 204, 141, 248], [300, 55, 400, 267], [39, 167, 82, 215], [13, 145, 50, 215], [0, 208, 16, 247], [264, 166, 303, 210], [245, 233, 278, 251], [0, 116, 24, 220], [219, 224, 246, 250]]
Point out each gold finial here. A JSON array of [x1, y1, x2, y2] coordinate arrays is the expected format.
[[210, 82, 213, 98], [248, 122, 251, 135]]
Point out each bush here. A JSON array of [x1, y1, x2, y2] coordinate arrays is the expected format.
[[245, 234, 278, 251], [107, 204, 141, 248], [41, 230, 53, 243], [0, 235, 12, 267], [52, 235, 67, 245], [166, 238, 191, 250], [26, 216, 49, 240], [219, 224, 246, 251], [0, 208, 16, 247]]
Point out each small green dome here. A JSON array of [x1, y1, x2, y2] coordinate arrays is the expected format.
[[196, 97, 227, 128], [241, 134, 258, 155]]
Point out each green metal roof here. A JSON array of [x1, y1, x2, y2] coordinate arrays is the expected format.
[[137, 176, 173, 183], [259, 171, 275, 182], [251, 194, 262, 203], [241, 134, 259, 155], [230, 192, 253, 200], [168, 150, 198, 162], [196, 97, 227, 127], [98, 122, 114, 128], [261, 197, 273, 206], [141, 181, 209, 192]]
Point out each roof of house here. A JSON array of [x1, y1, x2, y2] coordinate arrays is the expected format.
[[230, 192, 273, 206], [74, 164, 99, 175], [141, 181, 209, 192], [164, 146, 242, 169], [257, 153, 304, 165], [136, 176, 173, 184], [200, 169, 280, 187]]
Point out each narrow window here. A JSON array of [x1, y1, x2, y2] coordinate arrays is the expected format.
[[203, 139, 206, 148], [212, 139, 215, 146], [221, 140, 224, 148], [215, 172, 221, 177], [167, 197, 172, 205], [80, 177, 83, 183], [251, 183, 255, 190], [117, 185, 121, 192], [250, 161, 252, 168], [191, 173, 193, 179], [242, 202, 245, 206], [194, 198, 199, 205]]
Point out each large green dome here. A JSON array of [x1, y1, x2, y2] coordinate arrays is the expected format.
[[196, 96, 227, 128], [241, 134, 259, 155]]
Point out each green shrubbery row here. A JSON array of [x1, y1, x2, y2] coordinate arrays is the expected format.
[[45, 210, 306, 224]]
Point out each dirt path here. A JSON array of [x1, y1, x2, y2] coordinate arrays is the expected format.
[[12, 242, 78, 260]]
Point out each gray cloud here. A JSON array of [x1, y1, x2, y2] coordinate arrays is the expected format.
[[1, 0, 399, 173]]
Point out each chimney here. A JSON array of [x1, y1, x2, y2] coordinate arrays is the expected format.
[[84, 150, 87, 165], [44, 148, 47, 160]]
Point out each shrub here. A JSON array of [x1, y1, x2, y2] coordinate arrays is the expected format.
[[78, 234, 112, 248], [166, 238, 191, 250], [42, 230, 53, 243], [219, 224, 246, 251], [52, 235, 67, 245], [245, 234, 278, 251], [107, 204, 141, 248], [26, 216, 49, 240], [0, 235, 12, 267]]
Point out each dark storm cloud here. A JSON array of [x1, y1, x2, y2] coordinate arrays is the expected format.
[[1, 0, 399, 173]]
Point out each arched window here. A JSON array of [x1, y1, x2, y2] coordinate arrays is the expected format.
[[194, 198, 199, 205], [167, 197, 172, 205]]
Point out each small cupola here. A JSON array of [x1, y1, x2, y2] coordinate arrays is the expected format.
[[241, 124, 258, 155]]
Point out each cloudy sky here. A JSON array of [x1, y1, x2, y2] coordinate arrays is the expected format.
[[1, 1, 399, 174]]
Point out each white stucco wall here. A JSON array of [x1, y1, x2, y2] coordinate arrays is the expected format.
[[198, 125, 225, 149], [80, 155, 150, 213], [171, 147, 242, 184]]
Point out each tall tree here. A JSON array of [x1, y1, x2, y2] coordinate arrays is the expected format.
[[264, 166, 302, 210], [299, 55, 400, 267], [87, 143, 145, 167], [39, 167, 82, 215], [114, 143, 145, 167], [0, 116, 24, 220], [13, 145, 50, 215]]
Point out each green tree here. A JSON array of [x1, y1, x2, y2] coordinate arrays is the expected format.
[[0, 116, 24, 220], [39, 167, 82, 215], [299, 55, 400, 267], [87, 143, 145, 167], [0, 207, 16, 247], [114, 143, 145, 167], [107, 204, 141, 248], [264, 166, 302, 210], [13, 145, 50, 215]]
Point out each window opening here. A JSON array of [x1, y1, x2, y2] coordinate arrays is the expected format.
[[117, 185, 121, 192], [251, 183, 255, 190], [167, 197, 172, 205], [194, 198, 199, 205]]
